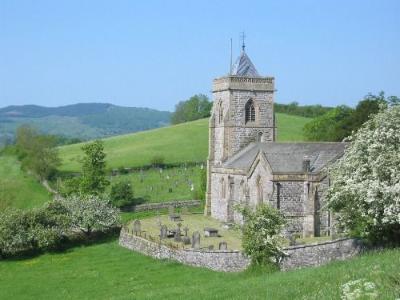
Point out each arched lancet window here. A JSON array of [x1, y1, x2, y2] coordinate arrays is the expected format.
[[218, 101, 223, 124], [245, 99, 256, 123], [256, 176, 263, 205], [258, 132, 263, 142], [221, 177, 226, 199]]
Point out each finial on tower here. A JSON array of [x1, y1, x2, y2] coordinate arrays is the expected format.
[[240, 32, 246, 52]]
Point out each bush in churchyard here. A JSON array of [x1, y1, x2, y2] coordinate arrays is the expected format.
[[238, 204, 286, 266], [110, 180, 134, 207]]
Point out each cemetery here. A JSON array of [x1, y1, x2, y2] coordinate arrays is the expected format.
[[126, 207, 243, 251], [109, 164, 204, 204]]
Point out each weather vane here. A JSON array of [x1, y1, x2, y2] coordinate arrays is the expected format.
[[240, 32, 246, 51]]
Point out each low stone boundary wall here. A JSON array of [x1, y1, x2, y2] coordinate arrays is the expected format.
[[119, 228, 251, 272], [280, 238, 364, 271], [121, 200, 202, 212], [119, 227, 363, 272]]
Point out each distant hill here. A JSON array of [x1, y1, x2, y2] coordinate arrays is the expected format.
[[0, 103, 171, 144], [59, 113, 311, 172]]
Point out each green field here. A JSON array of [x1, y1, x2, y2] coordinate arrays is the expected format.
[[0, 235, 398, 299], [59, 113, 311, 172], [0, 154, 52, 209]]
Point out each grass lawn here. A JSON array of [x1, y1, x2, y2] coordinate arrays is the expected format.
[[59, 113, 312, 173], [136, 213, 243, 250], [0, 237, 399, 299], [0, 154, 52, 210], [109, 165, 203, 204]]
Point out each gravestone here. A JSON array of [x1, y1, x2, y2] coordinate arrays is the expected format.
[[183, 226, 189, 236], [160, 225, 168, 239], [133, 220, 141, 236], [182, 236, 191, 245], [204, 228, 219, 237], [174, 225, 182, 242], [192, 231, 201, 249], [219, 241, 228, 250]]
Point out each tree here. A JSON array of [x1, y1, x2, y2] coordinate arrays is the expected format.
[[110, 181, 134, 207], [238, 204, 286, 266], [303, 92, 400, 142], [15, 125, 60, 180], [79, 140, 109, 195], [57, 195, 120, 237], [303, 105, 354, 141], [171, 94, 212, 124], [327, 105, 400, 244]]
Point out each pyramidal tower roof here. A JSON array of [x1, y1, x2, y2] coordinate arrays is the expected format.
[[231, 50, 260, 77]]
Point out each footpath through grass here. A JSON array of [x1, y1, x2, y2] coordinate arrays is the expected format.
[[0, 154, 52, 210], [0, 238, 398, 299], [59, 113, 311, 173]]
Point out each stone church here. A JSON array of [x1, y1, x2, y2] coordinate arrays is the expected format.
[[204, 47, 345, 237]]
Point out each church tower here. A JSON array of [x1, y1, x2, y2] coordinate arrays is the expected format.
[[205, 46, 276, 215]]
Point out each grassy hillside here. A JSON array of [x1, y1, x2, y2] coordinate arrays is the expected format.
[[0, 237, 398, 299], [0, 103, 171, 145], [59, 113, 311, 172], [0, 154, 52, 209]]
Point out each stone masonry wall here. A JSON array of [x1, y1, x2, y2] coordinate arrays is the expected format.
[[119, 227, 363, 272], [280, 238, 364, 271], [119, 227, 250, 272], [120, 200, 201, 212]]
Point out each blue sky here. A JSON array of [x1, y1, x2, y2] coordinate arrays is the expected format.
[[1, 0, 399, 111]]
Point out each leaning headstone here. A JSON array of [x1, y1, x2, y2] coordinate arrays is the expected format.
[[192, 231, 201, 249], [219, 241, 228, 250], [133, 220, 141, 236], [160, 225, 168, 239]]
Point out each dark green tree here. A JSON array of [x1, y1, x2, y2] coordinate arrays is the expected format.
[[110, 180, 134, 207], [79, 140, 109, 195], [15, 125, 60, 180], [303, 105, 354, 141], [171, 94, 212, 124]]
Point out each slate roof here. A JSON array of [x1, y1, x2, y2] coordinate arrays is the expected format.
[[231, 51, 260, 77], [222, 142, 346, 174]]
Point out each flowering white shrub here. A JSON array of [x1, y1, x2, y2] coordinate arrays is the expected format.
[[57, 195, 120, 236], [328, 105, 400, 242], [238, 204, 286, 265], [340, 279, 378, 300]]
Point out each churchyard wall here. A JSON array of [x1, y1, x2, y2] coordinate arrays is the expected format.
[[280, 238, 364, 271], [120, 200, 201, 212], [119, 227, 250, 272], [119, 227, 363, 272]]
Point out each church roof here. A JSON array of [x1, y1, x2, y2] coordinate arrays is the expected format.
[[231, 51, 260, 77], [222, 142, 346, 174]]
